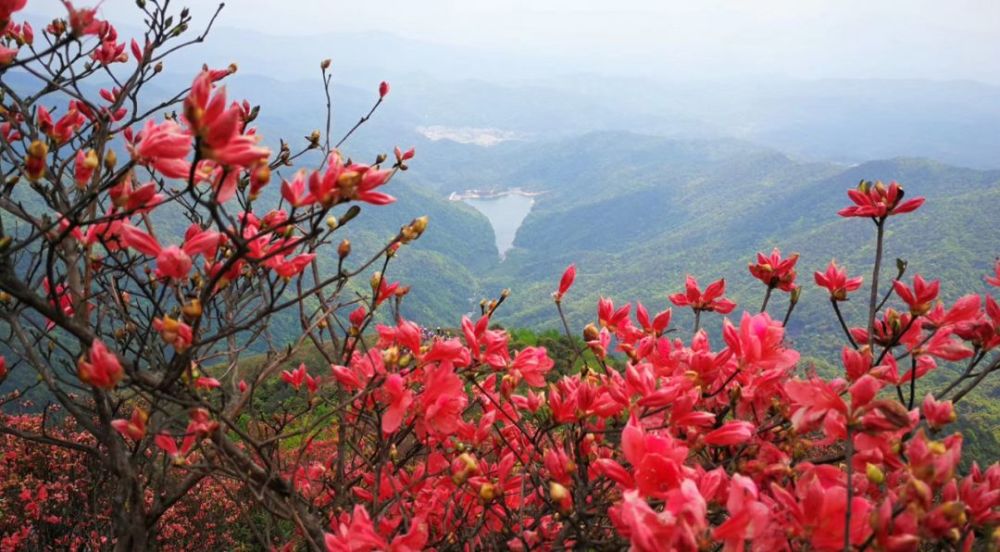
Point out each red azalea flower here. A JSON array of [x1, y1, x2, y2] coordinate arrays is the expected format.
[[893, 274, 940, 316], [669, 275, 736, 314], [838, 180, 925, 218], [111, 408, 148, 441], [814, 260, 864, 301], [381, 373, 414, 434], [77, 339, 123, 389], [704, 420, 755, 446], [748, 248, 799, 291]]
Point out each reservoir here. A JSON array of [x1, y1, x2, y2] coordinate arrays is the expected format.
[[463, 193, 535, 259]]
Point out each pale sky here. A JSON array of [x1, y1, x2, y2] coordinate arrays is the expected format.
[[88, 0, 1000, 83]]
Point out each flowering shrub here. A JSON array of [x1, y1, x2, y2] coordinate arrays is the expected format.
[[0, 2, 998, 551], [0, 413, 245, 550]]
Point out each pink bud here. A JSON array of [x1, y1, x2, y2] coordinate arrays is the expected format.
[[555, 264, 576, 301], [130, 38, 142, 62]]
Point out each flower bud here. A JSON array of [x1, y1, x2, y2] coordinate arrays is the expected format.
[[250, 164, 270, 193], [381, 346, 399, 366], [182, 299, 202, 322], [400, 216, 429, 243], [370, 272, 382, 291], [326, 216, 338, 230], [550, 481, 569, 501], [458, 452, 478, 472], [479, 483, 495, 502], [338, 239, 351, 259], [550, 481, 571, 512], [157, 316, 181, 344], [25, 140, 48, 180], [411, 215, 428, 236], [103, 148, 117, 170], [866, 463, 884, 484], [896, 258, 908, 277], [583, 323, 600, 342], [320, 58, 331, 70]]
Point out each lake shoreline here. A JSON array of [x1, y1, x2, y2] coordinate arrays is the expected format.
[[457, 190, 538, 260]]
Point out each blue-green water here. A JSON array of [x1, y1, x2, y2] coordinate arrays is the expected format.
[[464, 194, 535, 259]]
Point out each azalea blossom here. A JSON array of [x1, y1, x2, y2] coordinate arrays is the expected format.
[[748, 248, 799, 291], [62, 1, 102, 36], [893, 274, 940, 316], [838, 180, 925, 218], [111, 408, 148, 441], [814, 260, 864, 301], [280, 363, 317, 394], [77, 339, 123, 389], [381, 373, 414, 434], [109, 174, 163, 212], [419, 364, 468, 436], [0, 0, 27, 27], [704, 420, 755, 446], [183, 70, 269, 171], [128, 119, 192, 178], [393, 146, 415, 164], [722, 311, 799, 371], [508, 346, 554, 388], [922, 394, 956, 430], [0, 45, 17, 65], [153, 316, 193, 351], [669, 275, 736, 314]]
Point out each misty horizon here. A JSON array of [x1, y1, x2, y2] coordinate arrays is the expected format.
[[82, 0, 1000, 86]]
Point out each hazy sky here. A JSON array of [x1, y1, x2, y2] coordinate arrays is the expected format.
[[99, 0, 1000, 83]]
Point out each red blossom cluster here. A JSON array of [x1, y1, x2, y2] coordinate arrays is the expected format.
[[0, 414, 246, 550]]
